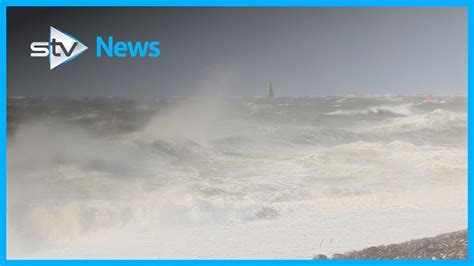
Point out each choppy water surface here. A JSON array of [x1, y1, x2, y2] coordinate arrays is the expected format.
[[7, 96, 467, 258]]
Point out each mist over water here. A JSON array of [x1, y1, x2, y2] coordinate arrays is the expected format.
[[7, 95, 467, 258]]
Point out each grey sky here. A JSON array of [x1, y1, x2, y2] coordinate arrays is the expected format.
[[8, 7, 467, 97]]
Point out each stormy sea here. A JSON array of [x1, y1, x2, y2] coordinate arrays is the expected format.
[[7, 95, 467, 259]]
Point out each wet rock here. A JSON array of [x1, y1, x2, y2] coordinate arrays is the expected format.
[[313, 254, 328, 260], [312, 230, 467, 260]]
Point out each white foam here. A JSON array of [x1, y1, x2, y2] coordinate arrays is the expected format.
[[7, 97, 467, 259], [326, 104, 413, 116]]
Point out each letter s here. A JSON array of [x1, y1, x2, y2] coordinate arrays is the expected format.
[[148, 41, 160, 57], [30, 42, 49, 57]]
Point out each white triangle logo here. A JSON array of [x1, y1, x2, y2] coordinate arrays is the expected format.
[[49, 26, 88, 69]]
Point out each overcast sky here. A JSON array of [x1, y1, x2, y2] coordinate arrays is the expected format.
[[7, 7, 467, 97]]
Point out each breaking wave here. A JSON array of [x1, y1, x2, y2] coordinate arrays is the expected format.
[[7, 96, 467, 258], [325, 104, 414, 116]]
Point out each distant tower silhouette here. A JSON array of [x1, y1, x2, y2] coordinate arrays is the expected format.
[[267, 81, 274, 97]]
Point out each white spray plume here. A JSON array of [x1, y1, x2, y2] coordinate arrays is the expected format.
[[141, 66, 235, 146]]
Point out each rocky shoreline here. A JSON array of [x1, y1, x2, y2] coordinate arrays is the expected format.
[[314, 230, 467, 260]]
